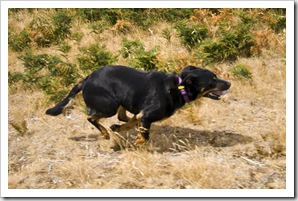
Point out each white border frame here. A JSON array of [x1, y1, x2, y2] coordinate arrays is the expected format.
[[1, 1, 295, 198]]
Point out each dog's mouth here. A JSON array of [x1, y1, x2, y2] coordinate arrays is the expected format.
[[204, 90, 228, 100]]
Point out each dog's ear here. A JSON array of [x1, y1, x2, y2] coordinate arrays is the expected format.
[[182, 74, 198, 86]]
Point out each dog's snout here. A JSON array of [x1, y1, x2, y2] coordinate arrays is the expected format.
[[217, 79, 231, 90], [226, 81, 231, 88]]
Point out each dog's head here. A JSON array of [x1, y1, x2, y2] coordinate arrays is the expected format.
[[180, 66, 231, 100]]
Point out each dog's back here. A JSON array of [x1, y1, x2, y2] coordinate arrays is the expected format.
[[83, 65, 177, 115]]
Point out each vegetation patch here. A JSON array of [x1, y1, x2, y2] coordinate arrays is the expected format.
[[77, 43, 117, 74], [175, 20, 209, 50], [10, 52, 79, 102], [120, 37, 160, 71], [228, 63, 253, 80], [8, 8, 285, 100]]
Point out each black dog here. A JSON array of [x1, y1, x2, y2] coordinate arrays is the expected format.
[[46, 65, 231, 145]]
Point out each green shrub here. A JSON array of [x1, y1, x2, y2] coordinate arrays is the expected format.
[[9, 29, 32, 52], [158, 8, 194, 22], [18, 52, 55, 85], [29, 10, 72, 47], [196, 22, 254, 64], [79, 8, 120, 25], [129, 46, 160, 71], [119, 37, 145, 58], [162, 27, 172, 43], [13, 52, 79, 102], [127, 8, 195, 28], [79, 8, 104, 22], [8, 72, 25, 85], [89, 20, 110, 34], [52, 10, 72, 40], [70, 32, 84, 43], [77, 43, 117, 73], [38, 62, 78, 102], [259, 9, 286, 34], [269, 13, 286, 34], [78, 8, 196, 31], [120, 37, 160, 71], [175, 20, 209, 50], [29, 17, 55, 47], [19, 52, 78, 82], [228, 64, 252, 80], [58, 42, 71, 54]]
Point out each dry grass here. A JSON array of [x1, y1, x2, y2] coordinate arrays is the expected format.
[[7, 9, 286, 190]]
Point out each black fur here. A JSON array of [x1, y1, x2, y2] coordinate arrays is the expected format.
[[46, 65, 231, 145]]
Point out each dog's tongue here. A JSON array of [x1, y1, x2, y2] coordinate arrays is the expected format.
[[213, 90, 227, 96]]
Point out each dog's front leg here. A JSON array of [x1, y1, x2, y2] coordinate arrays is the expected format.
[[133, 127, 150, 145]]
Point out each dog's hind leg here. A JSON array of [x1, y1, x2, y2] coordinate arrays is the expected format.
[[111, 110, 144, 132], [111, 115, 139, 132], [110, 106, 134, 131], [117, 106, 130, 122], [87, 115, 110, 140]]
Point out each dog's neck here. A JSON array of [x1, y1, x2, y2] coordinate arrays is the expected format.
[[178, 76, 190, 103]]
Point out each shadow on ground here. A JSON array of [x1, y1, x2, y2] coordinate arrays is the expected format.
[[149, 125, 253, 152], [69, 124, 253, 153]]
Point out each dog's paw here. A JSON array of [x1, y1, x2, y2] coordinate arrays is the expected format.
[[131, 134, 148, 145]]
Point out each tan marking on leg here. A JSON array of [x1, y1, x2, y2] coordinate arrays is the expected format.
[[133, 133, 146, 145], [87, 116, 110, 140], [98, 124, 110, 140], [115, 111, 144, 132], [118, 115, 137, 131], [133, 127, 149, 145], [135, 111, 143, 128], [117, 106, 130, 122]]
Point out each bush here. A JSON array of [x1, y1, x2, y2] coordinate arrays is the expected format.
[[128, 9, 195, 29], [8, 72, 25, 85], [58, 42, 71, 54], [89, 20, 110, 34], [79, 8, 124, 25], [12, 52, 79, 102], [120, 37, 160, 71], [129, 46, 160, 71], [158, 8, 194, 22], [175, 20, 209, 50], [228, 64, 252, 80], [29, 10, 72, 47], [52, 10, 72, 40], [262, 9, 286, 34], [77, 43, 117, 73], [79, 8, 196, 30], [119, 37, 145, 58], [8, 29, 32, 52], [162, 27, 172, 43], [196, 22, 254, 64]]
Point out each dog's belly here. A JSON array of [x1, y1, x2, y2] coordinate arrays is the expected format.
[[120, 103, 142, 116]]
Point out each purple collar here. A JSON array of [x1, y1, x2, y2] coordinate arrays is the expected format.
[[178, 76, 190, 103]]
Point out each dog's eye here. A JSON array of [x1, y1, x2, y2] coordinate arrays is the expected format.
[[213, 77, 216, 80]]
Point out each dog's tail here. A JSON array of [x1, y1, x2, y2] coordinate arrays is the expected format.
[[45, 76, 88, 116]]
